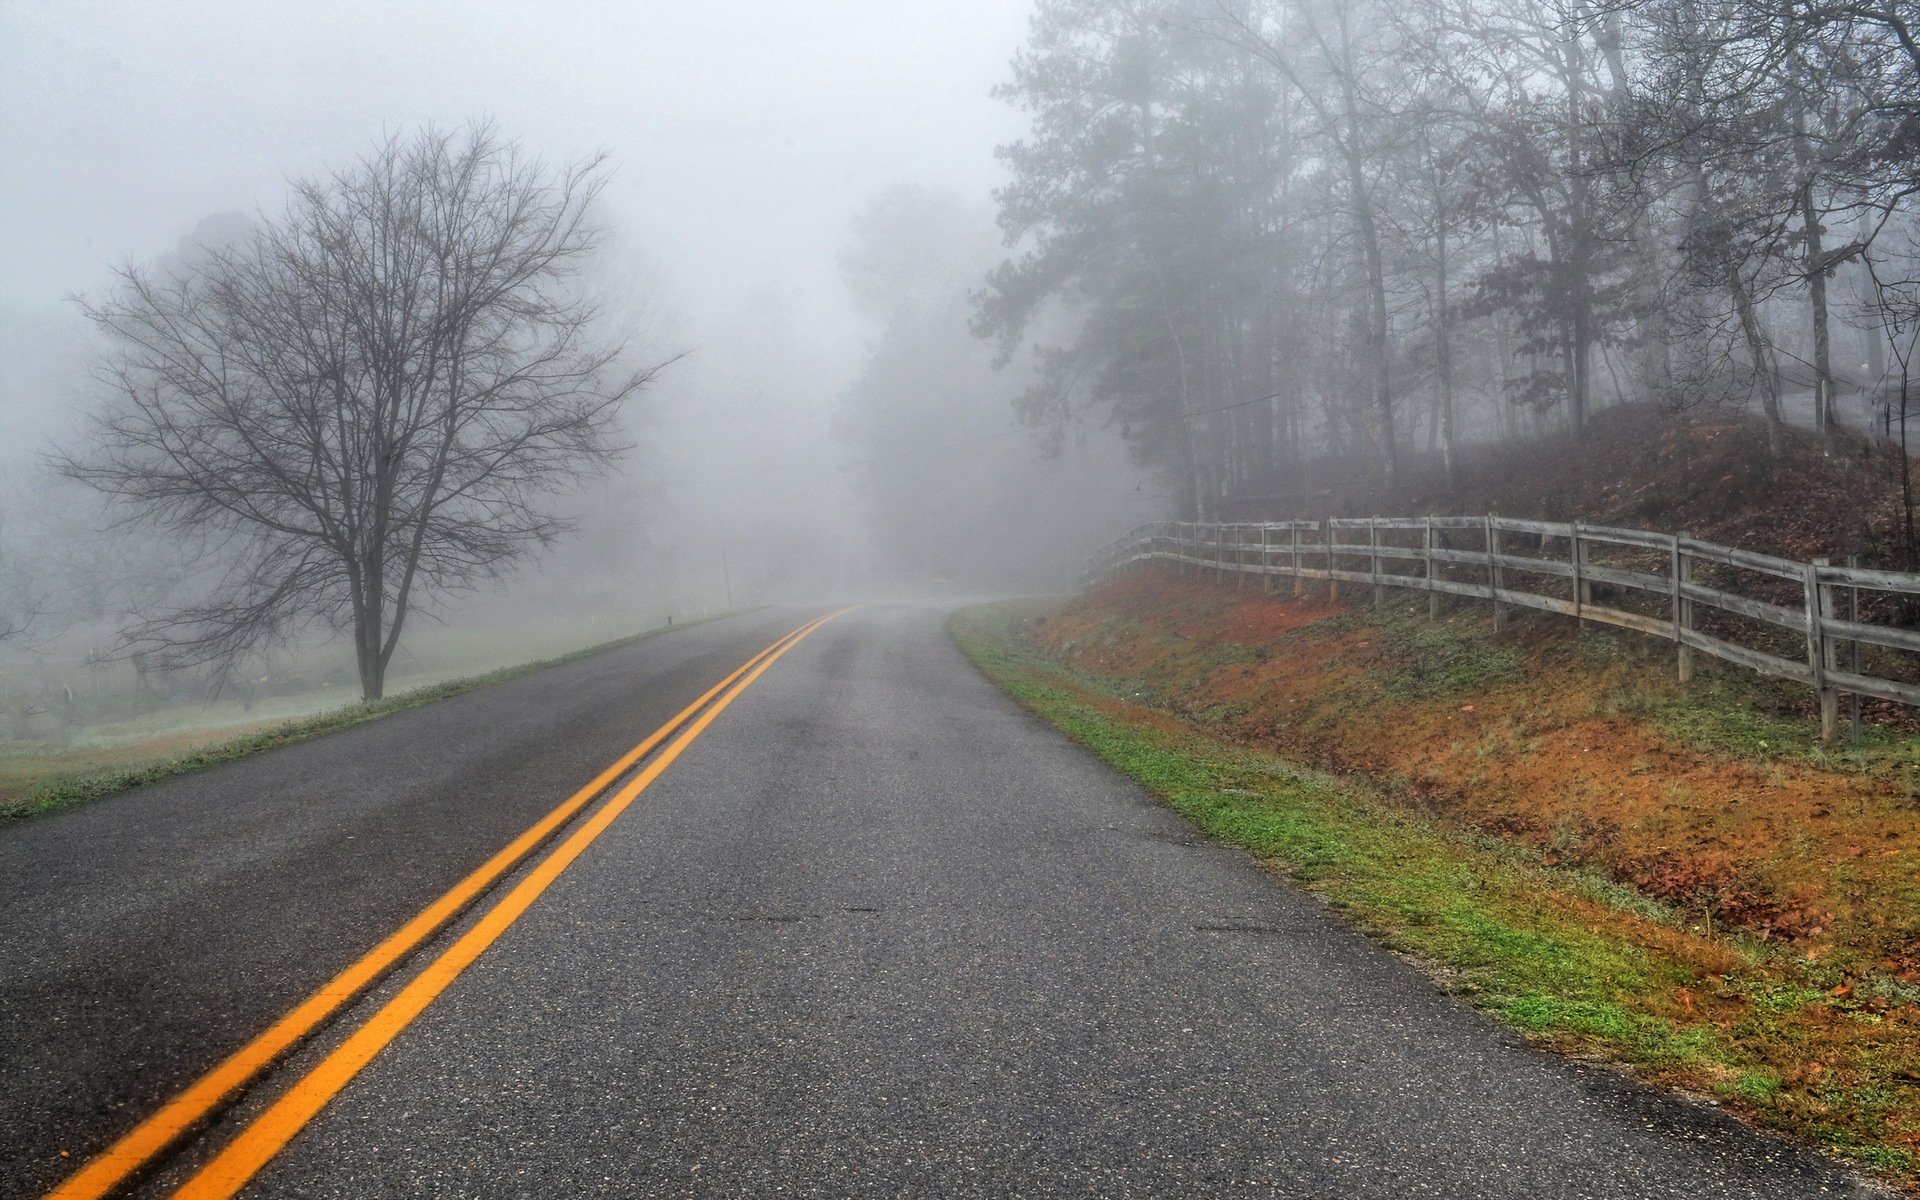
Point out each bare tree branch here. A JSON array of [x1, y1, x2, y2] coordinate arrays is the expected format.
[[61, 123, 675, 699]]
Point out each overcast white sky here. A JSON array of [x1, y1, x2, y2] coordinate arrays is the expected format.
[[0, 0, 1033, 364]]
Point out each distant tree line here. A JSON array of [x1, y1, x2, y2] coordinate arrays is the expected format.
[[834, 184, 1162, 589], [976, 0, 1920, 525]]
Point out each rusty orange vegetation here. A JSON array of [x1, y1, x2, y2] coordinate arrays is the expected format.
[[1036, 568, 1920, 982], [1026, 568, 1920, 1172]]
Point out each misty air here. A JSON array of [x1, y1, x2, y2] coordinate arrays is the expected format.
[[3, 3, 1918, 1197]]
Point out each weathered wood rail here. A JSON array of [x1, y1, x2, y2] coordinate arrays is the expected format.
[[1082, 517, 1920, 742]]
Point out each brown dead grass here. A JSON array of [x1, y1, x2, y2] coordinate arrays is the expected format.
[[973, 593, 1920, 1179], [0, 721, 283, 805], [1037, 569, 1920, 981]]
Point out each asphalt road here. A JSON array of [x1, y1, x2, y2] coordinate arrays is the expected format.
[[0, 608, 813, 1199], [129, 602, 1881, 1199], [3, 603, 1891, 1198]]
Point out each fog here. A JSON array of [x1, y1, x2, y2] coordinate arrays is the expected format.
[[0, 0, 1159, 737], [8, 0, 1920, 739]]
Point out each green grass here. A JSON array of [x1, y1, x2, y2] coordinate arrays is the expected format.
[[1732, 1070, 1785, 1101], [1375, 606, 1529, 698], [1649, 663, 1828, 760], [951, 601, 1919, 1187], [955, 607, 1693, 1032], [0, 610, 751, 823], [1647, 658, 1920, 789], [1372, 596, 1916, 779]]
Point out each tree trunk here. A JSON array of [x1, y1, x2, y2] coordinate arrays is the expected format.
[[1494, 310, 1518, 444], [1731, 268, 1785, 457], [1595, 5, 1670, 405], [1562, 20, 1594, 436], [1565, 191, 1592, 432], [1436, 230, 1458, 493], [1346, 138, 1395, 489], [355, 619, 386, 701], [1901, 375, 1915, 570], [1791, 63, 1835, 454], [1856, 214, 1887, 439], [1802, 177, 1836, 454], [1335, 13, 1395, 491]]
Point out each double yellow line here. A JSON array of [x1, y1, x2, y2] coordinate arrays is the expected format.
[[48, 609, 846, 1200]]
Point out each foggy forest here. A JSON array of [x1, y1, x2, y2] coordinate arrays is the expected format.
[[9, 0, 1920, 729], [7, 0, 1920, 723]]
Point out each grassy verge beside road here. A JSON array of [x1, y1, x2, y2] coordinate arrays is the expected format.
[[954, 594, 1920, 1190], [0, 612, 743, 823]]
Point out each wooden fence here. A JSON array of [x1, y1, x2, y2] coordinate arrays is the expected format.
[[1082, 517, 1920, 742]]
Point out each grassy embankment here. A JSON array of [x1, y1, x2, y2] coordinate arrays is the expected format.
[[954, 574, 1920, 1188], [0, 611, 744, 822]]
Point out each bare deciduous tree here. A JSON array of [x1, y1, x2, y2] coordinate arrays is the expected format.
[[64, 123, 672, 700], [0, 536, 45, 646]]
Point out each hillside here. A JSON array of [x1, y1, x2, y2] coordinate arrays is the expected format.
[[960, 563, 1920, 1182], [1293, 405, 1918, 573]]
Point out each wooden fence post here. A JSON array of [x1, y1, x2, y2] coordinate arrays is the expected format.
[[1485, 515, 1505, 632], [1849, 554, 1862, 743], [1328, 519, 1339, 603], [1673, 534, 1694, 683], [1291, 523, 1302, 597], [1081, 519, 1920, 743], [1571, 521, 1589, 624], [1809, 558, 1839, 744], [1425, 515, 1439, 621], [1370, 518, 1384, 607]]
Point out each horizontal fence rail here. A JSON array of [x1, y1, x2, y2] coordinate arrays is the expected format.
[[1082, 517, 1920, 742]]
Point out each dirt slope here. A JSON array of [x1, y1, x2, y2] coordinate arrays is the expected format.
[[1298, 405, 1918, 571], [1039, 570, 1920, 979]]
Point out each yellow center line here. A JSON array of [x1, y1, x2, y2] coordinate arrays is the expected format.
[[43, 611, 838, 1200], [169, 606, 850, 1200]]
